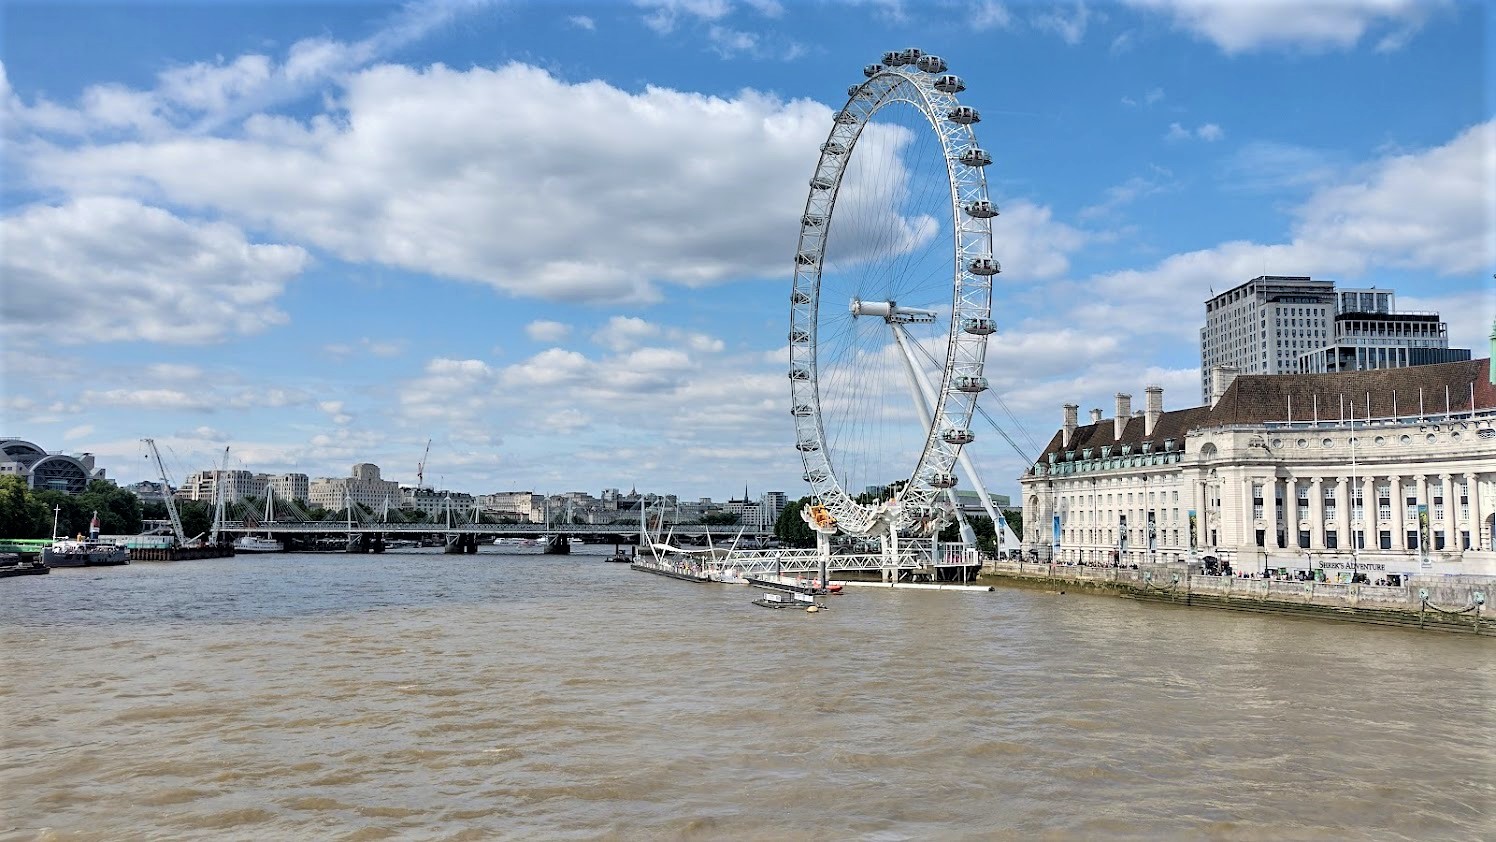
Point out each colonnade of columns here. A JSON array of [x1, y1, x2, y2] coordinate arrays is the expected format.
[[1190, 469, 1486, 554]]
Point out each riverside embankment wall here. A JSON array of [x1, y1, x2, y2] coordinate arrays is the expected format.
[[981, 560, 1492, 636]]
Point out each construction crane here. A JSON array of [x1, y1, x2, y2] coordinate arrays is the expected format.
[[142, 438, 188, 547], [416, 439, 432, 491]]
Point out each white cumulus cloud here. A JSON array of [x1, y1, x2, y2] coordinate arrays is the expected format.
[[1, 197, 308, 344]]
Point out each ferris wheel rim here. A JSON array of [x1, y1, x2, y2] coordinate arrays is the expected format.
[[788, 50, 997, 537]]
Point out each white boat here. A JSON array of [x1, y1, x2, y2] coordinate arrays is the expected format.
[[234, 536, 284, 553]]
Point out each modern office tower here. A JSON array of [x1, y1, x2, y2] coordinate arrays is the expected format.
[[1200, 276, 1335, 403]]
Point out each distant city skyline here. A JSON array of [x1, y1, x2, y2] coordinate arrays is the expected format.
[[2, 0, 1490, 500]]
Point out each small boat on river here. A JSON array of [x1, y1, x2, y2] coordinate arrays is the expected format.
[[752, 591, 825, 610], [0, 556, 50, 577], [746, 574, 842, 595]]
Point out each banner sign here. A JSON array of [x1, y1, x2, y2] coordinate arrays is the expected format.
[[1417, 504, 1430, 558], [1147, 511, 1157, 554], [1051, 514, 1061, 554], [1119, 514, 1128, 552], [1188, 509, 1198, 550]]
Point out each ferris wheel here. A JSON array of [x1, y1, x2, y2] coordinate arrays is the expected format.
[[789, 48, 1000, 539]]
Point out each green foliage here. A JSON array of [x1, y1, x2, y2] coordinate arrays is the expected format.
[[77, 479, 142, 535], [177, 500, 213, 541], [701, 511, 740, 526], [0, 475, 45, 538], [32, 490, 85, 538], [773, 497, 815, 548], [1003, 509, 1023, 539], [0, 478, 142, 539]]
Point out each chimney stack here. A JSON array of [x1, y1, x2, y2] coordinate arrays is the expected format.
[[1089, 408, 1103, 424], [1210, 365, 1239, 408], [1144, 385, 1163, 436], [1062, 403, 1079, 448], [1114, 393, 1132, 439]]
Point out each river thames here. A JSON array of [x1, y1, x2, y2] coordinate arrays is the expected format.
[[2, 548, 1491, 840]]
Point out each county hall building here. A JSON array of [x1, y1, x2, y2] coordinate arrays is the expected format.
[[1019, 356, 1496, 580]]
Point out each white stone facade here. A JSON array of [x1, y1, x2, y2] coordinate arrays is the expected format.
[[309, 464, 400, 510], [1024, 362, 1496, 580]]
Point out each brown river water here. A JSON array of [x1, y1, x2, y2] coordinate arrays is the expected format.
[[2, 547, 1492, 840]]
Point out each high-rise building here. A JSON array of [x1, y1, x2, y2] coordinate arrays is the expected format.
[[1200, 276, 1335, 402], [1201, 277, 1467, 402]]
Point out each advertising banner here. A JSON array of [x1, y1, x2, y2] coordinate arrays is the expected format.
[[1188, 509, 1198, 550], [1147, 510, 1157, 554], [1051, 514, 1061, 555], [1417, 504, 1430, 559], [1119, 514, 1128, 553]]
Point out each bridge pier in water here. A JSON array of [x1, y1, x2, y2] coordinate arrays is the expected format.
[[444, 534, 479, 554]]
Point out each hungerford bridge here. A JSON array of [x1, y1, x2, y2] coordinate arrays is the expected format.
[[210, 491, 767, 548], [208, 491, 975, 576]]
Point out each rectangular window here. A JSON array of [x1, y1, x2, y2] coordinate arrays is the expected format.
[[1354, 531, 1365, 550], [1326, 530, 1338, 549], [1407, 530, 1419, 550], [1379, 530, 1392, 550], [1255, 529, 1265, 547], [1298, 530, 1310, 548], [1435, 533, 1446, 550], [1462, 531, 1471, 550]]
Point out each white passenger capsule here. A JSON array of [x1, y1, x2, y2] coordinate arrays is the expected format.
[[916, 55, 947, 74], [964, 200, 999, 218], [962, 317, 997, 335], [959, 147, 992, 167], [933, 75, 965, 94], [948, 106, 980, 125], [969, 257, 1001, 276], [955, 376, 989, 393]]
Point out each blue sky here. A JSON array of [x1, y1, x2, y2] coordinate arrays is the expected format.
[[1, 0, 1491, 501]]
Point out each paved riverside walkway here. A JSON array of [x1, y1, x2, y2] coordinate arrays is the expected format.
[[981, 560, 1493, 636]]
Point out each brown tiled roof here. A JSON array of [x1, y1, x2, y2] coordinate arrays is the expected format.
[[1035, 359, 1493, 462]]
